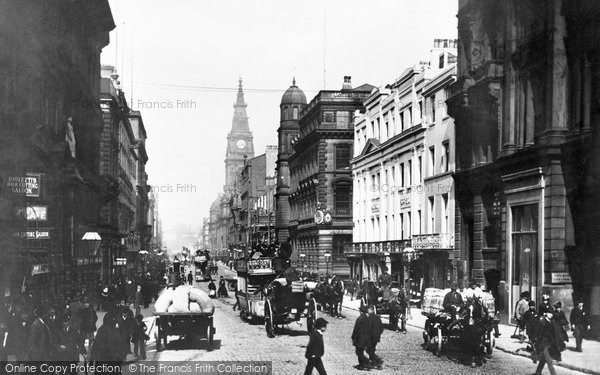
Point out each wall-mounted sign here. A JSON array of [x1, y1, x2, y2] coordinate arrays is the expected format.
[[26, 205, 47, 221], [114, 258, 127, 266], [31, 263, 50, 276], [399, 197, 411, 209], [26, 230, 50, 239], [6, 174, 41, 196], [551, 272, 572, 284]]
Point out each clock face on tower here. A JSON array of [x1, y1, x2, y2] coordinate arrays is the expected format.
[[236, 139, 246, 149]]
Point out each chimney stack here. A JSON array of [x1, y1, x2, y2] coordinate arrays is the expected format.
[[342, 76, 352, 90]]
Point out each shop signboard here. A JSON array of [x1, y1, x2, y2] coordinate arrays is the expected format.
[[5, 173, 41, 197], [31, 263, 50, 276]]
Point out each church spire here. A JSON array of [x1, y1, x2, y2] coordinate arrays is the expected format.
[[231, 77, 250, 133]]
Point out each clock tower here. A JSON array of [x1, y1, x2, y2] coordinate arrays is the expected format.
[[224, 78, 255, 193]]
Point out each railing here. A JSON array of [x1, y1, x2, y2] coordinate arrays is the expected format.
[[345, 239, 412, 254], [411, 233, 454, 249]]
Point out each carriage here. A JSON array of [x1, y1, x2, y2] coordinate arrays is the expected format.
[[421, 288, 496, 361], [235, 256, 318, 337], [358, 280, 408, 330], [194, 251, 211, 281]]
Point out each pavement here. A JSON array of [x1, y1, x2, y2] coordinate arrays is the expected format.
[[341, 295, 600, 375]]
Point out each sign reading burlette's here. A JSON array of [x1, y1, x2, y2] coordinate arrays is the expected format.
[[5, 174, 41, 196]]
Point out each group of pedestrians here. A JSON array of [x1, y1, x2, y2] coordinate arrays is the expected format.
[[514, 293, 591, 354], [98, 274, 160, 312], [0, 292, 97, 365]]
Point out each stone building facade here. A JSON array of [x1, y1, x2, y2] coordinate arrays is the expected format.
[[448, 0, 600, 332], [0, 1, 115, 302], [349, 40, 458, 298], [288, 77, 374, 277]]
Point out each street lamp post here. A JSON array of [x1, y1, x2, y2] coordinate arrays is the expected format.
[[324, 253, 331, 277]]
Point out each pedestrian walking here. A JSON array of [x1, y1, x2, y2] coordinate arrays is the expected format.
[[218, 276, 229, 298], [26, 306, 52, 361], [352, 306, 371, 370], [533, 305, 561, 375], [366, 305, 383, 369], [522, 300, 538, 348], [513, 292, 530, 340], [55, 315, 85, 375], [208, 280, 217, 298], [80, 296, 98, 356], [131, 314, 148, 360], [7, 310, 29, 361], [116, 300, 134, 354], [570, 301, 590, 352], [187, 271, 194, 286], [90, 312, 127, 375], [133, 285, 143, 316], [303, 317, 328, 375], [552, 302, 569, 351]]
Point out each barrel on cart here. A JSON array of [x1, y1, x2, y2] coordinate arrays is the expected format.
[[154, 311, 216, 351]]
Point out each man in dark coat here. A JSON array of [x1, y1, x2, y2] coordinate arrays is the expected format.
[[366, 305, 384, 368], [187, 271, 194, 286], [443, 283, 464, 327], [533, 305, 561, 374], [55, 316, 85, 374], [570, 301, 590, 352], [303, 318, 328, 375], [522, 300, 538, 350], [91, 312, 127, 375], [218, 277, 229, 298], [116, 300, 134, 354], [80, 296, 98, 356], [352, 307, 371, 370], [26, 306, 52, 361], [552, 302, 569, 351]]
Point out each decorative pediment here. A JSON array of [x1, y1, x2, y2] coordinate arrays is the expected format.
[[359, 138, 380, 157]]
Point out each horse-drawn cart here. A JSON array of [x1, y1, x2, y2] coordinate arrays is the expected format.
[[421, 288, 496, 364], [359, 281, 408, 331], [235, 257, 318, 337], [154, 311, 216, 351]]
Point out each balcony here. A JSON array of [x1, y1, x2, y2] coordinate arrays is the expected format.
[[411, 233, 454, 250], [346, 239, 412, 255]]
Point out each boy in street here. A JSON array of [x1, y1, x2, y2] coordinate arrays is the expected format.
[[352, 306, 371, 370], [304, 318, 328, 375], [366, 305, 384, 369]]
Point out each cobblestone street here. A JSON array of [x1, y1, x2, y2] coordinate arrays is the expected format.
[[133, 266, 586, 375]]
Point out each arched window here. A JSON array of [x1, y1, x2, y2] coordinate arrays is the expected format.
[[283, 106, 289, 120], [293, 107, 299, 119]]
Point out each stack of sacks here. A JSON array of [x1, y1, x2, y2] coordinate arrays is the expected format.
[[154, 285, 215, 314], [422, 288, 448, 315], [167, 286, 191, 313], [189, 287, 215, 314], [154, 288, 175, 313]]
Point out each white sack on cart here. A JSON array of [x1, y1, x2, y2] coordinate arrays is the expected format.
[[171, 286, 190, 311], [189, 287, 214, 311], [154, 288, 175, 313]]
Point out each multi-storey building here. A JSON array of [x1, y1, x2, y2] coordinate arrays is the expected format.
[[349, 40, 458, 296], [447, 0, 600, 332], [275, 79, 307, 242], [0, 1, 115, 302], [289, 77, 374, 276]]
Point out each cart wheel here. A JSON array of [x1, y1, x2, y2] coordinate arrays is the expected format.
[[265, 300, 275, 338], [485, 330, 494, 356], [307, 298, 317, 333], [435, 326, 443, 356], [207, 325, 214, 351]]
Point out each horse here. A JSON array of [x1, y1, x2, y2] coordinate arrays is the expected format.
[[460, 297, 493, 367]]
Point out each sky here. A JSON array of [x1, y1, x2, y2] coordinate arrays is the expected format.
[[100, 0, 458, 250]]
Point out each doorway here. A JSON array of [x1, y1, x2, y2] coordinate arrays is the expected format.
[[510, 203, 538, 313]]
